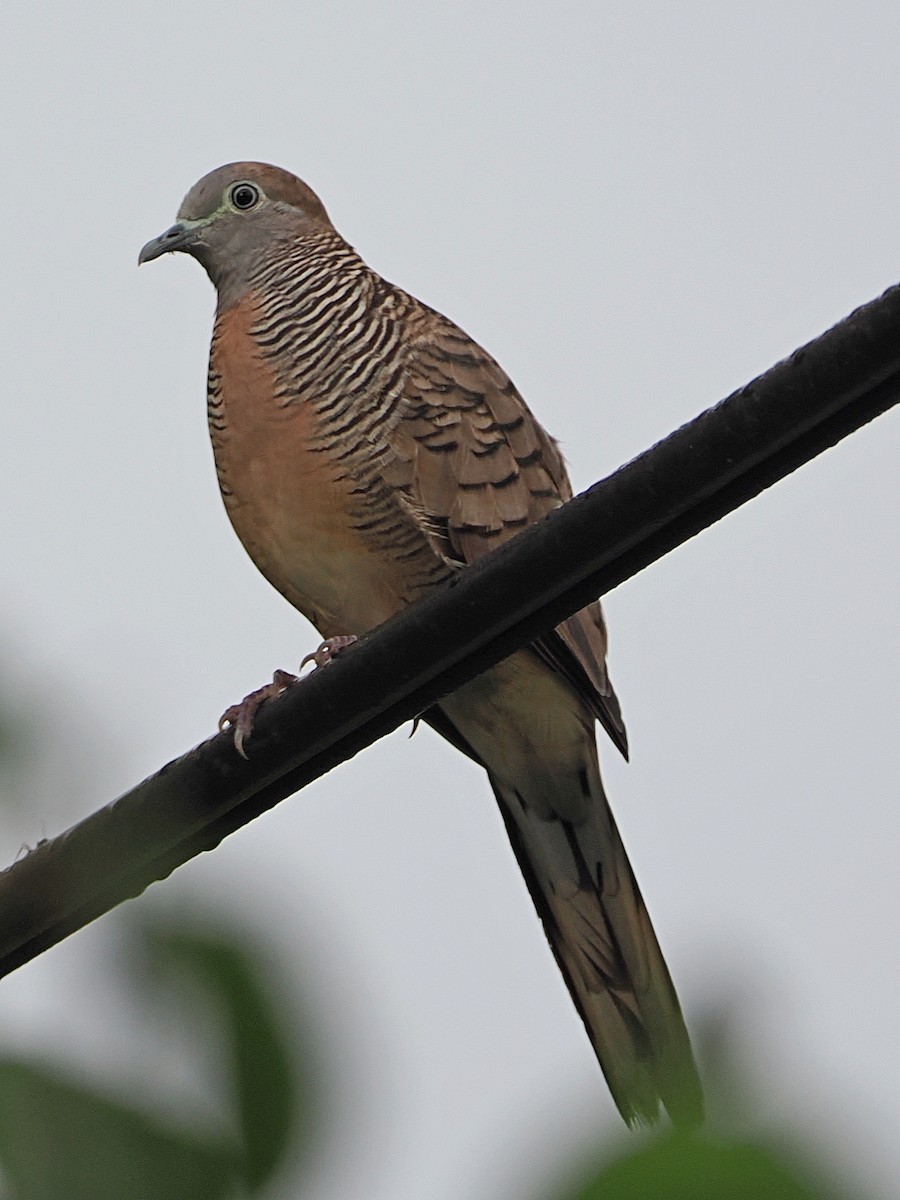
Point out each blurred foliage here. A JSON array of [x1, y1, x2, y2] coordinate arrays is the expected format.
[[141, 924, 307, 1191], [0, 693, 35, 821], [0, 664, 883, 1199], [0, 1059, 233, 1200], [537, 1009, 867, 1200], [550, 1129, 856, 1200], [0, 916, 320, 1199], [0, 916, 873, 1200]]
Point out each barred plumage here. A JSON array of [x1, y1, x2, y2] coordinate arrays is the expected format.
[[140, 161, 703, 1128]]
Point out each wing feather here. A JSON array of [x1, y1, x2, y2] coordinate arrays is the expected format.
[[386, 302, 627, 753]]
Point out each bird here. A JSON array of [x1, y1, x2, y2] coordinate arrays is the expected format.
[[139, 162, 703, 1128]]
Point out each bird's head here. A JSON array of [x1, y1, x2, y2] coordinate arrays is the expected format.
[[138, 162, 333, 291]]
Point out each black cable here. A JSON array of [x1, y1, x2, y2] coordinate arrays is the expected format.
[[1, 283, 898, 979]]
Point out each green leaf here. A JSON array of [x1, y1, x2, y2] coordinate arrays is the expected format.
[[0, 1059, 235, 1200], [562, 1131, 854, 1200], [143, 921, 309, 1192]]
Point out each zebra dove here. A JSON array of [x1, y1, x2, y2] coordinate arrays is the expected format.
[[139, 163, 703, 1127]]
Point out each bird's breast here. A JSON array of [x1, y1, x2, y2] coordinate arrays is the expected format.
[[207, 296, 406, 636]]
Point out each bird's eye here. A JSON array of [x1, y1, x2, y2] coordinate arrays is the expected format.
[[230, 183, 260, 211]]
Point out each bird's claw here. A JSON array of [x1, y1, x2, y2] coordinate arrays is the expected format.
[[300, 635, 358, 670], [218, 637, 357, 757], [218, 668, 298, 759]]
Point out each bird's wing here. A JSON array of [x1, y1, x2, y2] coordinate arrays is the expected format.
[[382, 305, 627, 756]]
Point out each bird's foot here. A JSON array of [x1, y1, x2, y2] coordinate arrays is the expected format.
[[218, 668, 298, 759], [218, 637, 358, 758], [300, 635, 358, 670]]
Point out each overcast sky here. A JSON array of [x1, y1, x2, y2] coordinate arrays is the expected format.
[[1, 3, 899, 1197]]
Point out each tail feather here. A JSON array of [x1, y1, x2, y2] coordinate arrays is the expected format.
[[490, 768, 703, 1128], [433, 657, 703, 1128]]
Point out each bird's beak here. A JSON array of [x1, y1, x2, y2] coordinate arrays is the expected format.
[[138, 221, 202, 265]]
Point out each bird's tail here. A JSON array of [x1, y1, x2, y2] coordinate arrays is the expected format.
[[490, 754, 703, 1128]]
